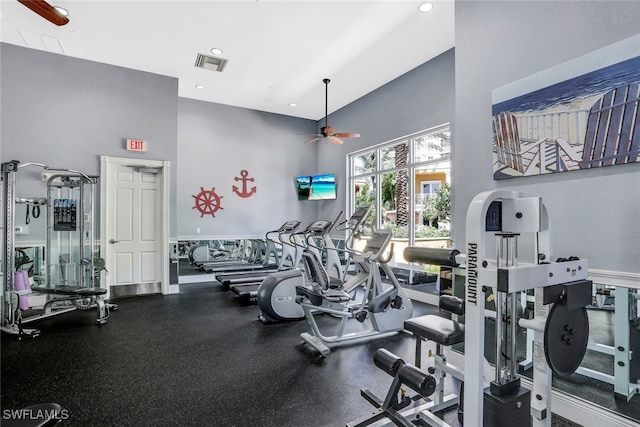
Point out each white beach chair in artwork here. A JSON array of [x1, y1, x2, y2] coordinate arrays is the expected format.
[[493, 111, 548, 175]]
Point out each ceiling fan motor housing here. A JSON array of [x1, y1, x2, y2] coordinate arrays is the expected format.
[[321, 126, 335, 136]]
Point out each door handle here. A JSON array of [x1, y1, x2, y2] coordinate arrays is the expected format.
[[109, 239, 120, 244]]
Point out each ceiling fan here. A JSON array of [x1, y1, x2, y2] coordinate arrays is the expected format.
[[304, 78, 360, 145], [18, 0, 69, 26]]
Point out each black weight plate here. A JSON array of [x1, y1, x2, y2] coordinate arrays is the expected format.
[[544, 303, 589, 377]]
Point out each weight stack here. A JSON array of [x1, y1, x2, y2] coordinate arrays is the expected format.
[[483, 387, 532, 427]]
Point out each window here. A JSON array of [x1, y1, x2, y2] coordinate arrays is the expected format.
[[348, 124, 451, 261], [420, 180, 441, 196]]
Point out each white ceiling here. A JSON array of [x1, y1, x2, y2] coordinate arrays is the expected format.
[[0, 0, 454, 121]]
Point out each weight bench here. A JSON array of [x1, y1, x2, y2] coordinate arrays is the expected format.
[[31, 285, 116, 325], [404, 295, 465, 369], [347, 348, 438, 427], [401, 295, 466, 420]]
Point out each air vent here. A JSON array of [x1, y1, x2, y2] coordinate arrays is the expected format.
[[194, 53, 228, 72], [19, 31, 66, 54]]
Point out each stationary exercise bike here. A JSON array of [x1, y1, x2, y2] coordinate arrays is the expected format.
[[295, 228, 413, 356]]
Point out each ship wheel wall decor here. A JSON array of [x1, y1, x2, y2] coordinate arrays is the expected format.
[[192, 187, 224, 218]]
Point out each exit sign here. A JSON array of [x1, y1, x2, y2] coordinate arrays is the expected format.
[[126, 139, 147, 152]]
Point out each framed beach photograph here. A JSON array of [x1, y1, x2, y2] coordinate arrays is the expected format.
[[491, 34, 640, 180]]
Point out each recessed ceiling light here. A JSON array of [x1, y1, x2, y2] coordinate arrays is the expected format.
[[289, 103, 297, 107], [419, 2, 433, 13], [210, 48, 223, 56], [54, 6, 69, 17], [195, 84, 206, 90]]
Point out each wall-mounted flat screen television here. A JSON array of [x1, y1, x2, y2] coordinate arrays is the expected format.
[[295, 173, 337, 201]]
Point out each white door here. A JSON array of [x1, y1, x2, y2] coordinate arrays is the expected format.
[[100, 156, 173, 298]]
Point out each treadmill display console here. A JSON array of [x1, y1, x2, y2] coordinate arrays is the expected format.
[[281, 220, 301, 232], [308, 220, 332, 235]]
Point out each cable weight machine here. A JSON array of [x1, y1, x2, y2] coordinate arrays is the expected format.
[[2, 160, 116, 339]]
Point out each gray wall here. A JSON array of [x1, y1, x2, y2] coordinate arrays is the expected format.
[[177, 98, 318, 238], [453, 1, 640, 273], [1, 43, 179, 240], [316, 48, 455, 225], [4, 0, 639, 276]]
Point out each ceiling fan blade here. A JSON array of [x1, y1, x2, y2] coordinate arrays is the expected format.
[[18, 0, 69, 26], [328, 136, 344, 145], [304, 137, 321, 144], [333, 132, 360, 139]]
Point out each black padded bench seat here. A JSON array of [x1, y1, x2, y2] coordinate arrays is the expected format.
[[31, 286, 107, 296], [404, 295, 465, 368], [75, 287, 108, 296], [404, 315, 465, 347], [30, 286, 114, 325]]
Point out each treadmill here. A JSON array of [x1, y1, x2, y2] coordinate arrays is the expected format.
[[229, 218, 336, 300], [215, 220, 302, 289]]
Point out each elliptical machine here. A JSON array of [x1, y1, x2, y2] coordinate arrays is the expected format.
[[256, 219, 335, 323], [294, 228, 413, 356], [256, 207, 370, 323]]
